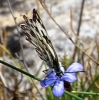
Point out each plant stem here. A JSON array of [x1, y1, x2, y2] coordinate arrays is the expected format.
[[0, 60, 41, 81]]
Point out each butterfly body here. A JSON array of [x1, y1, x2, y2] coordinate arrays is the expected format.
[[20, 9, 63, 76]]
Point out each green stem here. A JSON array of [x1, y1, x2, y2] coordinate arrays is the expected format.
[[0, 60, 41, 81], [72, 91, 99, 96], [65, 91, 83, 100]]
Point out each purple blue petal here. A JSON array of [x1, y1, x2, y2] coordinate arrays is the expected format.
[[52, 81, 64, 97], [40, 76, 57, 88], [66, 62, 83, 72], [61, 73, 77, 82], [46, 70, 56, 78]]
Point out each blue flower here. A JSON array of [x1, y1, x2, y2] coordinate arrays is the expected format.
[[40, 62, 83, 97]]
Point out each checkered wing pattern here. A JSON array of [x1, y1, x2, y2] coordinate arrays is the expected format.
[[20, 9, 59, 68]]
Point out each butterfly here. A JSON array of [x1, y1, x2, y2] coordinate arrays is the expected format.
[[20, 9, 84, 95], [20, 9, 63, 76]]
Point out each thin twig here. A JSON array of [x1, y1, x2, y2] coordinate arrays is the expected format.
[[77, 0, 85, 35], [73, 0, 85, 59]]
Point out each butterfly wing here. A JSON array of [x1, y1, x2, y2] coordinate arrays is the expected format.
[[20, 9, 59, 69]]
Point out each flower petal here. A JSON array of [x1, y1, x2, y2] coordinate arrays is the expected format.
[[62, 73, 77, 82], [66, 62, 83, 72], [46, 70, 56, 78], [40, 76, 58, 88], [53, 81, 64, 97]]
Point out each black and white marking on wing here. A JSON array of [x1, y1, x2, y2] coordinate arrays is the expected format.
[[20, 9, 63, 75]]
